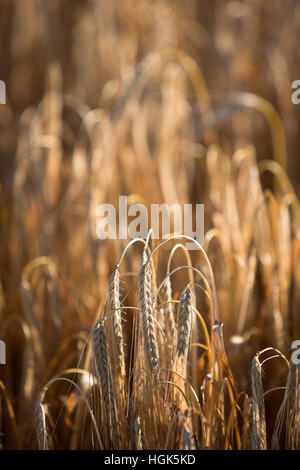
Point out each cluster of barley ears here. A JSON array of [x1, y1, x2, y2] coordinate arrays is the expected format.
[[33, 214, 300, 449]]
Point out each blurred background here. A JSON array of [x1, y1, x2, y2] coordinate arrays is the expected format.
[[1, 0, 300, 186]]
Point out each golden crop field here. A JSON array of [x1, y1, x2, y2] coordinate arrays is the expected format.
[[0, 0, 300, 451]]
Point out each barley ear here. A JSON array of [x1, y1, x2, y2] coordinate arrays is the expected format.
[[109, 268, 125, 377], [138, 257, 160, 377], [92, 321, 115, 413], [36, 402, 50, 450], [250, 355, 267, 450], [176, 285, 193, 373]]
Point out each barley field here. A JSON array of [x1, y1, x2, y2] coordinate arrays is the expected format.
[[1, 0, 300, 450]]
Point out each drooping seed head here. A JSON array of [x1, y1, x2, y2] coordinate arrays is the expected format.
[[92, 321, 115, 411], [176, 285, 193, 360], [251, 355, 267, 450], [138, 258, 160, 374], [109, 268, 125, 377]]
